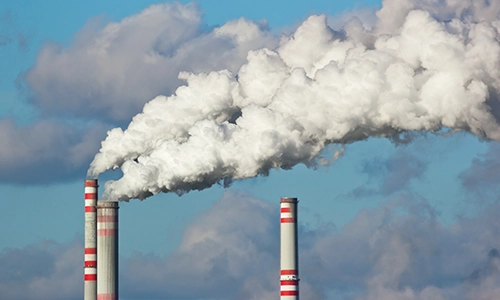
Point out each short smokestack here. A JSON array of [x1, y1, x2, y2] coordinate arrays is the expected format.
[[84, 179, 98, 300], [97, 201, 119, 300], [280, 197, 299, 299]]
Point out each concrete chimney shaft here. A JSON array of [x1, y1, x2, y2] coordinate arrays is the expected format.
[[84, 180, 98, 300], [97, 201, 119, 300], [280, 197, 299, 300]]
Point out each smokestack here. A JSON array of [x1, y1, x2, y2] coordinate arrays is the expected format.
[[84, 179, 98, 300], [280, 197, 299, 299], [97, 201, 119, 300]]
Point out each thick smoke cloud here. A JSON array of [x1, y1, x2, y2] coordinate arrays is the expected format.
[[3, 192, 500, 299], [90, 0, 500, 201], [23, 3, 276, 122]]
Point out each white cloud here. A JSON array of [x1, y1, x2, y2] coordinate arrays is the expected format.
[[23, 3, 277, 122], [376, 0, 500, 34]]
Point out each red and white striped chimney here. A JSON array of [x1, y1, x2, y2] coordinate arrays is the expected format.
[[97, 201, 119, 300], [280, 197, 299, 299], [84, 179, 98, 300]]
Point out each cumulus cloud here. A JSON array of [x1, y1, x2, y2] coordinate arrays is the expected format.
[[302, 195, 500, 299], [327, 6, 379, 31], [376, 0, 500, 34], [0, 240, 82, 300], [23, 3, 277, 122], [3, 192, 500, 299], [0, 119, 106, 184], [121, 191, 281, 299]]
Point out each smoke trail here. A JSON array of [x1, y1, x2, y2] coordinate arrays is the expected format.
[[89, 0, 500, 200]]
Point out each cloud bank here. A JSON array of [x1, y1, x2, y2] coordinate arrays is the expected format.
[[2, 191, 500, 299]]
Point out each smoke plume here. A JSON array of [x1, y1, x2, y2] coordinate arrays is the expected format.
[[89, 0, 500, 200]]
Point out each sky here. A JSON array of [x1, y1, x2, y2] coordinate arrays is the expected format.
[[1, 0, 500, 299]]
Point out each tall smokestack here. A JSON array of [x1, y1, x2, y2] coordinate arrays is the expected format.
[[280, 197, 299, 299], [97, 201, 119, 300], [84, 179, 98, 300]]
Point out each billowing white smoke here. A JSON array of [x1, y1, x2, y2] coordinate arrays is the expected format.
[[89, 0, 500, 200]]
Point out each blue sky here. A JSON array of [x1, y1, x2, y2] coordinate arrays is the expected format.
[[1, 0, 500, 299]]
